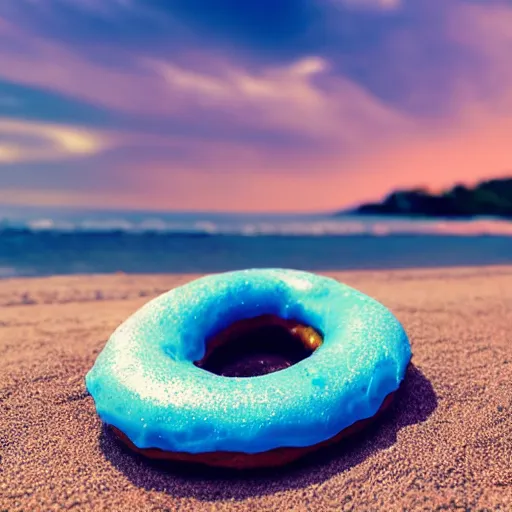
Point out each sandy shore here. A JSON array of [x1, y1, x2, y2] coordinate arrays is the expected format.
[[1, 267, 512, 511]]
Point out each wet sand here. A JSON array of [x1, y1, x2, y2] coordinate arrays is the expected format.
[[1, 267, 511, 511]]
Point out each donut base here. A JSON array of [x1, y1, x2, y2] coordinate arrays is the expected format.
[[110, 392, 395, 470]]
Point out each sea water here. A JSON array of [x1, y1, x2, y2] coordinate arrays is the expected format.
[[1, 206, 511, 277]]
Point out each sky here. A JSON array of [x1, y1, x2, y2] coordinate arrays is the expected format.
[[0, 0, 512, 213]]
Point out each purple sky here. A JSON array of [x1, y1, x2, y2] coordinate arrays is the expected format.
[[1, 0, 512, 212]]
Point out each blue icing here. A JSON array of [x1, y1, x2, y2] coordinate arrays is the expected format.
[[85, 269, 411, 454]]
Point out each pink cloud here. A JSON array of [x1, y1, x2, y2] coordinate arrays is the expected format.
[[0, 16, 412, 148], [4, 105, 510, 213], [0, 18, 170, 115], [0, 118, 113, 163], [1, 0, 512, 212]]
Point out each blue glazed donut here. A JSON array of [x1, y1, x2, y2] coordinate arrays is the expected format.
[[86, 269, 411, 467]]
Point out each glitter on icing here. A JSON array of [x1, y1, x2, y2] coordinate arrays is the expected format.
[[85, 269, 412, 454]]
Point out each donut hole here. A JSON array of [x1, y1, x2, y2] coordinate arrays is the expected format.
[[194, 314, 323, 378]]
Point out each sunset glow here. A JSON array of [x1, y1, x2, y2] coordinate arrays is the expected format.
[[1, 0, 511, 212]]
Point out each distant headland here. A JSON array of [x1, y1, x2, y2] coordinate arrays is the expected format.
[[345, 177, 512, 219]]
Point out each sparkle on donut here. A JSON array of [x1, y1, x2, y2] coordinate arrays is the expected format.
[[86, 269, 411, 459]]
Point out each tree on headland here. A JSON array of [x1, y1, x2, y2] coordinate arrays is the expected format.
[[350, 177, 512, 219]]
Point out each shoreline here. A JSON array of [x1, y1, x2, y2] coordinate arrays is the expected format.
[[1, 266, 512, 511]]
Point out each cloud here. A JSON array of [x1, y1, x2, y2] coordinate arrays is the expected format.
[[3, 0, 504, 121], [0, 15, 412, 153], [0, 118, 108, 163], [0, 0, 512, 212], [4, 106, 511, 214], [144, 55, 392, 139], [0, 19, 173, 115], [142, 52, 414, 152]]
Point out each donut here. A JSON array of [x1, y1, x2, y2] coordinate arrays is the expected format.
[[86, 269, 411, 469]]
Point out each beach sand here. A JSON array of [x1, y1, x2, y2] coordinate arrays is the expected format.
[[1, 267, 511, 511]]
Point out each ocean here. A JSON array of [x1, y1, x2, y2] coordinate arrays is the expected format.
[[1, 206, 512, 277]]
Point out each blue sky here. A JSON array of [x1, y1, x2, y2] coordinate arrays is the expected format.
[[1, 0, 511, 212]]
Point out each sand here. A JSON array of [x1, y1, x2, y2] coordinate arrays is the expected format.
[[1, 267, 511, 512]]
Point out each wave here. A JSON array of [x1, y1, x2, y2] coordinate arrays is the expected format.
[[1, 215, 512, 237]]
